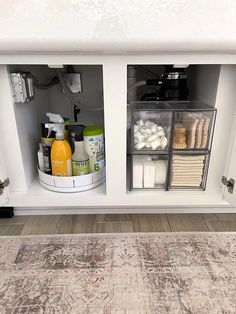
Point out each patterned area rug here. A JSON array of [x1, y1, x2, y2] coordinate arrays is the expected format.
[[0, 233, 236, 314]]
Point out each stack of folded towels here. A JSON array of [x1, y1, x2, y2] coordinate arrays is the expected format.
[[171, 155, 205, 187]]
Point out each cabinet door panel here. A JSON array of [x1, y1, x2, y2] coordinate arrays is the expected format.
[[0, 151, 9, 206], [223, 114, 236, 207]]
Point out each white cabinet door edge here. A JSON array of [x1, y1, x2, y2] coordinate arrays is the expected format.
[[223, 113, 236, 207], [0, 150, 9, 206]]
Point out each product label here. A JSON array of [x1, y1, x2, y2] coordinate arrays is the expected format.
[[42, 144, 52, 174], [52, 158, 72, 176], [88, 155, 105, 172], [72, 159, 90, 176]]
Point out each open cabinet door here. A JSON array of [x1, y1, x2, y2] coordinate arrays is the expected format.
[[223, 114, 236, 207], [0, 150, 9, 207]]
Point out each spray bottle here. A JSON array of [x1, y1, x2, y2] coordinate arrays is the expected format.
[[72, 128, 90, 176], [45, 113, 72, 176]]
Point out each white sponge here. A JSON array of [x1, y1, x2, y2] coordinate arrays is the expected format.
[[143, 157, 155, 188], [155, 160, 167, 185], [133, 156, 144, 188]]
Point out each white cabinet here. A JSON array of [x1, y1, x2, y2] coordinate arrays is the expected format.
[[0, 151, 9, 207], [0, 54, 236, 214]]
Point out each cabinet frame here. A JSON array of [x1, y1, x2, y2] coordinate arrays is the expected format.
[[0, 54, 236, 210]]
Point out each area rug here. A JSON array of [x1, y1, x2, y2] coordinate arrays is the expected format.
[[0, 233, 236, 314]]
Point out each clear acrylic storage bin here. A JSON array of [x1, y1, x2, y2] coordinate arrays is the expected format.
[[128, 101, 216, 191], [130, 102, 172, 154], [171, 102, 216, 152], [131, 155, 169, 190], [169, 154, 209, 190]]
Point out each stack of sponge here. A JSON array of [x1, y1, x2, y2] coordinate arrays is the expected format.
[[132, 156, 167, 189]]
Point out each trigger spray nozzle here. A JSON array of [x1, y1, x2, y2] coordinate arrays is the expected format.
[[45, 113, 65, 140], [46, 125, 53, 138], [46, 112, 64, 123]]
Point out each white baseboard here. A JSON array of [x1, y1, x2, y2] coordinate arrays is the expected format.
[[14, 205, 236, 216]]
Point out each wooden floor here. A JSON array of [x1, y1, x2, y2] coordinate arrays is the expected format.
[[1, 214, 236, 235]]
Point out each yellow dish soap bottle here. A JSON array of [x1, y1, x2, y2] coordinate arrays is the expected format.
[[45, 113, 72, 176]]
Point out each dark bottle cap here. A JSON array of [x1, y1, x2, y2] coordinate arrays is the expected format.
[[75, 133, 83, 142], [41, 123, 56, 138], [74, 125, 85, 142]]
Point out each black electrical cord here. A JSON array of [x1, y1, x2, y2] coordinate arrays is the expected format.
[[28, 73, 59, 90], [33, 76, 59, 89], [141, 93, 159, 101], [134, 65, 161, 79]]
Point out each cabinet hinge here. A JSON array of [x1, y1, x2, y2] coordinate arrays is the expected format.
[[222, 176, 235, 194], [0, 178, 10, 195]]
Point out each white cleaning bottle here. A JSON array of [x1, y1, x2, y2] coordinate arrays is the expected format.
[[37, 143, 45, 172], [72, 132, 90, 176]]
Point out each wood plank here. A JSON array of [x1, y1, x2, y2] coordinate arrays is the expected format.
[[167, 214, 209, 232], [95, 214, 133, 223], [2, 214, 236, 235], [203, 219, 236, 232], [73, 215, 96, 233], [215, 214, 236, 221], [0, 224, 24, 235], [20, 215, 61, 235], [57, 215, 76, 234], [132, 214, 171, 232], [95, 222, 134, 233], [0, 216, 29, 225], [201, 214, 219, 222]]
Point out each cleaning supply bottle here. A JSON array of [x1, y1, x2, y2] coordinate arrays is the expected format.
[[37, 143, 45, 172], [72, 130, 90, 176], [83, 126, 105, 172], [41, 123, 55, 174], [45, 113, 72, 176]]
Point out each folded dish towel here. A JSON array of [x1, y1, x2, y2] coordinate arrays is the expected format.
[[171, 155, 205, 188], [173, 155, 205, 162]]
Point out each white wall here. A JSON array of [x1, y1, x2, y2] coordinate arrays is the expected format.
[[188, 65, 221, 106], [8, 65, 51, 189], [48, 65, 104, 127]]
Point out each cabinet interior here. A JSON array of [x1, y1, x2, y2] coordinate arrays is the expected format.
[[127, 64, 235, 193], [0, 63, 235, 207], [7, 64, 105, 192]]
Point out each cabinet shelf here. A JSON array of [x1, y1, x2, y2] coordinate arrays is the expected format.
[[130, 149, 169, 155]]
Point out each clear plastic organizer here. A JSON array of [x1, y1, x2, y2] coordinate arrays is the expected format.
[[130, 102, 172, 154], [38, 167, 106, 193], [171, 102, 216, 152], [131, 155, 169, 190], [128, 101, 216, 191], [169, 154, 209, 190]]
